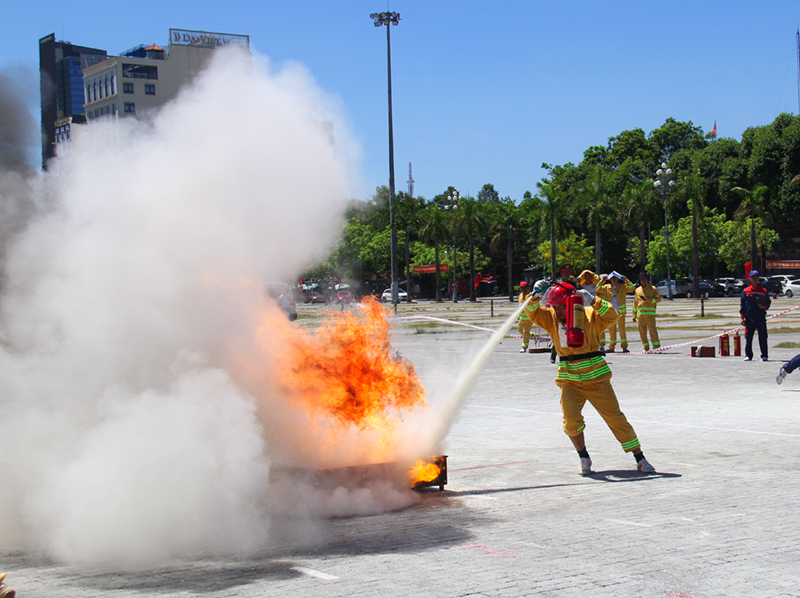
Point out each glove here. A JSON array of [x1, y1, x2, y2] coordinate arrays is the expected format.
[[533, 280, 550, 296], [577, 289, 593, 306]]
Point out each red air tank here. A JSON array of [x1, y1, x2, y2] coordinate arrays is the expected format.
[[565, 293, 585, 348]]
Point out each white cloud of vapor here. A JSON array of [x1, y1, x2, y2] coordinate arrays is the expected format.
[[0, 47, 421, 568]]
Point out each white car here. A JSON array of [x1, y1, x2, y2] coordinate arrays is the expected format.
[[381, 288, 408, 303], [768, 275, 799, 292], [784, 280, 800, 299]]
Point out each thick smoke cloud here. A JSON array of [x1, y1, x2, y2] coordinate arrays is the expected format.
[[0, 47, 385, 567], [0, 67, 40, 285]]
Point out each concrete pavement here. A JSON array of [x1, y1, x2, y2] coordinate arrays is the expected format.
[[5, 297, 800, 597]]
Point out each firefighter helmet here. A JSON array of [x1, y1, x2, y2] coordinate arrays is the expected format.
[[545, 282, 576, 306]]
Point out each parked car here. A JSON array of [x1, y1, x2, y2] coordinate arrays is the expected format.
[[768, 274, 798, 293], [381, 288, 409, 303], [784, 280, 800, 298], [760, 277, 783, 295], [656, 278, 691, 298], [336, 290, 354, 303], [686, 280, 725, 298], [715, 277, 746, 296], [304, 291, 327, 304]]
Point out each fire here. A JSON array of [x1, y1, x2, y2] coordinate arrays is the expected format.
[[267, 296, 427, 448], [408, 459, 441, 484]]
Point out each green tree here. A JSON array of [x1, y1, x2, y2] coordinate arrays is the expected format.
[[420, 201, 449, 302], [395, 192, 424, 302], [535, 231, 595, 275], [675, 169, 707, 297], [732, 185, 770, 269], [575, 165, 613, 272], [457, 195, 489, 301], [529, 181, 574, 279], [489, 198, 522, 301], [622, 180, 660, 272]]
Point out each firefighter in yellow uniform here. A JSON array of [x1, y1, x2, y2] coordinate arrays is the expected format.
[[597, 271, 635, 353], [523, 282, 656, 475], [518, 281, 533, 353], [578, 270, 602, 347], [632, 273, 662, 351]]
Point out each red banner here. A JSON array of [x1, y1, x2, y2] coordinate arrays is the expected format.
[[766, 260, 800, 269], [413, 264, 449, 274]]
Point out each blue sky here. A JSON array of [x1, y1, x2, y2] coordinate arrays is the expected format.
[[3, 1, 799, 201]]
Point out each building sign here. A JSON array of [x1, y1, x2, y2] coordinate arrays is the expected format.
[[413, 264, 449, 274], [766, 260, 800, 269], [169, 29, 250, 49]]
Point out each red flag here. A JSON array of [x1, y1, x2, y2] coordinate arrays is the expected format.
[[711, 121, 716, 138]]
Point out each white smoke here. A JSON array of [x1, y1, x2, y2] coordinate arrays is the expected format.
[[0, 47, 424, 568]]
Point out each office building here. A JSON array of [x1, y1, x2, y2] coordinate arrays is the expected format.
[[82, 29, 249, 123], [39, 33, 107, 167]]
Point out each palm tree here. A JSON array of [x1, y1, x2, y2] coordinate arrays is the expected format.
[[420, 201, 449, 302], [395, 192, 424, 302], [489, 199, 522, 301], [622, 180, 660, 272], [732, 185, 770, 271], [676, 170, 707, 298], [457, 195, 489, 301], [576, 165, 612, 272], [532, 181, 572, 279]]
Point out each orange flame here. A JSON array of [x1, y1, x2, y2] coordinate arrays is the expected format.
[[268, 297, 426, 448], [408, 459, 441, 484]]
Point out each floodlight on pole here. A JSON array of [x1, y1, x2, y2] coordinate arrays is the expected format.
[[654, 162, 676, 300], [445, 190, 460, 302], [370, 11, 401, 306]]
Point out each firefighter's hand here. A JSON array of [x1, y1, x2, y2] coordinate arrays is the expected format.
[[577, 289, 593, 306], [533, 280, 550, 296]]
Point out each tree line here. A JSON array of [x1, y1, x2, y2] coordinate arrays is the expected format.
[[303, 114, 800, 301]]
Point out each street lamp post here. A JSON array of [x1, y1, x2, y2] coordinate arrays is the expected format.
[[444, 190, 459, 302], [370, 11, 401, 305], [654, 162, 676, 300]]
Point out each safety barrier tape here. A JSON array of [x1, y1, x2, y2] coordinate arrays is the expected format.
[[397, 301, 800, 355]]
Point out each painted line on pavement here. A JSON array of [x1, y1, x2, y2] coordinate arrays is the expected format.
[[290, 566, 339, 580], [456, 542, 519, 558], [605, 518, 654, 528], [450, 459, 539, 472], [398, 301, 800, 357]]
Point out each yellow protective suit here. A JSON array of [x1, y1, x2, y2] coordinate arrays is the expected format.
[[518, 290, 533, 350], [524, 295, 642, 453], [597, 276, 635, 351], [633, 282, 662, 350]]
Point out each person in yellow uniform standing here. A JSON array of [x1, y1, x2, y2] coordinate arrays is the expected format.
[[518, 281, 533, 353], [597, 271, 635, 353], [523, 282, 656, 475], [632, 273, 662, 351]]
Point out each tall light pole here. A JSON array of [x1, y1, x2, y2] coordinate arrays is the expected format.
[[370, 11, 400, 305], [654, 163, 676, 300], [445, 190, 459, 302]]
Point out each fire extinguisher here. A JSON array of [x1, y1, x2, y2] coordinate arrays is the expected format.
[[733, 330, 742, 356], [719, 333, 730, 357], [565, 293, 585, 348]]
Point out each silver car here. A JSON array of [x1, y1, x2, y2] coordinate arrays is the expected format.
[[656, 278, 691, 298]]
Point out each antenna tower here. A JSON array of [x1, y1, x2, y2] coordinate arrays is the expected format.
[[407, 162, 415, 197]]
